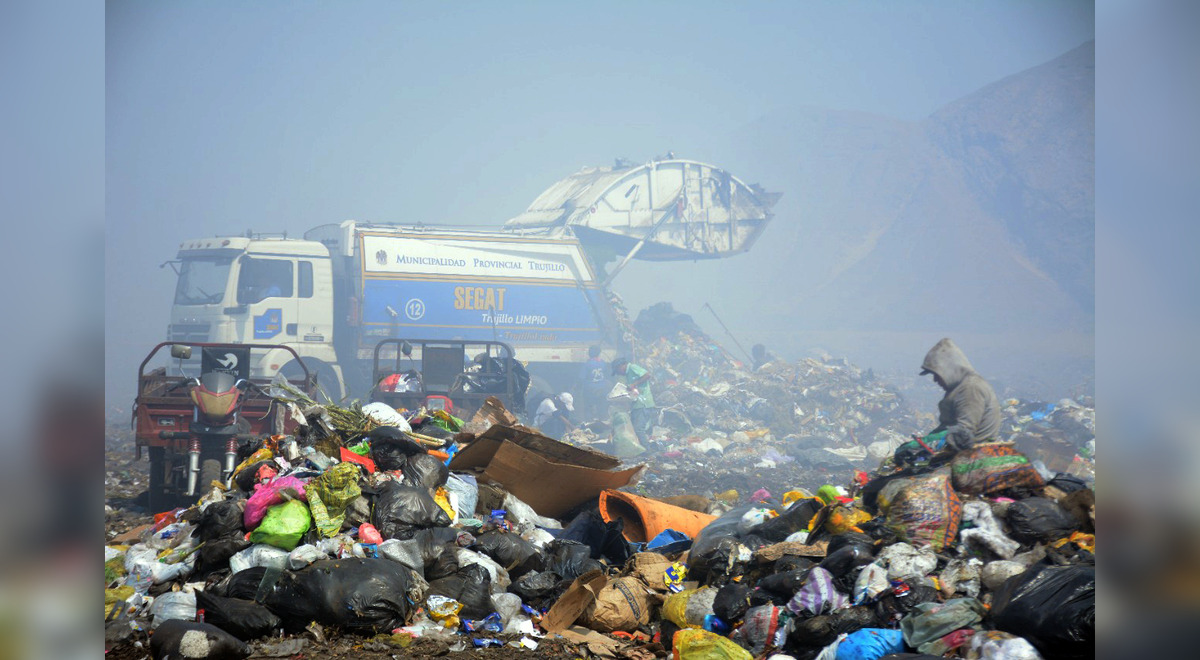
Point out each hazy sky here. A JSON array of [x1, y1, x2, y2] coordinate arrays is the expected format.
[[106, 1, 1094, 402]]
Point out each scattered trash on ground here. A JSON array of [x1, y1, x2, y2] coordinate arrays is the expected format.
[[104, 304, 1094, 659]]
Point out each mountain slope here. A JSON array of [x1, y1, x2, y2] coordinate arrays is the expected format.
[[615, 41, 1094, 386]]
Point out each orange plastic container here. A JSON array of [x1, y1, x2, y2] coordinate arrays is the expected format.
[[599, 489, 717, 543]]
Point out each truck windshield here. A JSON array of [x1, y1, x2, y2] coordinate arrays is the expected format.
[[174, 257, 232, 306]]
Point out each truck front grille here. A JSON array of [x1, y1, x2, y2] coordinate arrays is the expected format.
[[168, 323, 211, 343]]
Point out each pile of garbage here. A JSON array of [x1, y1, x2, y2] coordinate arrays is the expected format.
[[582, 304, 1095, 507], [104, 382, 1095, 660]]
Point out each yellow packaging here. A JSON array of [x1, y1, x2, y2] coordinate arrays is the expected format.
[[782, 490, 814, 507], [671, 628, 753, 660], [824, 504, 872, 535], [662, 587, 716, 629], [433, 486, 456, 521], [231, 446, 274, 479]]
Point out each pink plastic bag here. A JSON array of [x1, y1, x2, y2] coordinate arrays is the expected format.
[[244, 476, 309, 530]]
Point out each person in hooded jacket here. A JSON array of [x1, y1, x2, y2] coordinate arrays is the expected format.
[[919, 338, 1001, 452]]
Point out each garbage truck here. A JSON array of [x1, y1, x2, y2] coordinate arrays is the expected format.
[[164, 158, 780, 398]]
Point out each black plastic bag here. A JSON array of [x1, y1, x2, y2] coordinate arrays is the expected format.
[[1047, 473, 1088, 494], [757, 569, 811, 598], [749, 498, 823, 543], [414, 526, 461, 546], [1006, 497, 1081, 543], [512, 570, 561, 603], [874, 583, 941, 627], [197, 501, 244, 542], [788, 606, 879, 653], [559, 510, 632, 565], [151, 619, 251, 660], [221, 559, 417, 633], [196, 535, 250, 577], [372, 481, 452, 540], [774, 556, 817, 573], [411, 418, 454, 441], [820, 543, 875, 592], [424, 544, 461, 580], [195, 591, 281, 641], [233, 461, 272, 493], [712, 582, 753, 623], [990, 563, 1094, 660], [825, 532, 875, 558], [819, 544, 874, 579], [544, 540, 602, 581], [689, 506, 754, 582], [400, 452, 450, 491], [369, 426, 427, 472], [473, 529, 544, 577], [428, 563, 493, 619]]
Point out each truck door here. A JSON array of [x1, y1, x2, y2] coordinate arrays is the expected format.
[[293, 257, 334, 345], [234, 256, 298, 343]]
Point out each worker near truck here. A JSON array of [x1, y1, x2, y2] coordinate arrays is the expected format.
[[533, 392, 575, 439], [612, 357, 656, 444], [575, 345, 609, 421]]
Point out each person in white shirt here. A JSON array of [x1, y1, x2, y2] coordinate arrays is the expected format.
[[533, 392, 575, 438]]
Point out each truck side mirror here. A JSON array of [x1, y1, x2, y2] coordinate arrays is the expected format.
[[401, 341, 413, 357], [170, 345, 193, 360]]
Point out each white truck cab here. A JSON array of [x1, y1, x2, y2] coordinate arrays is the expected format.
[[168, 236, 344, 397]]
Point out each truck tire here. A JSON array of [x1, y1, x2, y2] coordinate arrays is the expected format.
[[280, 359, 344, 404], [147, 447, 170, 513], [199, 458, 223, 496]]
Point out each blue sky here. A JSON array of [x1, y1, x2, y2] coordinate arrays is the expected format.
[[105, 1, 1094, 400]]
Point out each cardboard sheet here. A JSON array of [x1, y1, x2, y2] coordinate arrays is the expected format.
[[541, 569, 608, 633], [450, 425, 644, 518]]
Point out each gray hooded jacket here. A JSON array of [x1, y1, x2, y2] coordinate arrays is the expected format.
[[921, 338, 1001, 450]]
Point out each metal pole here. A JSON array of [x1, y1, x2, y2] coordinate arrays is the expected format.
[[702, 302, 754, 364]]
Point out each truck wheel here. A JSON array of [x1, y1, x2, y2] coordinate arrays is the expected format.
[[199, 458, 223, 496], [280, 360, 344, 404], [147, 447, 170, 513]]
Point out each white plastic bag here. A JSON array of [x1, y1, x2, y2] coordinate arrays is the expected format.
[[959, 501, 1020, 559], [813, 633, 846, 660], [876, 543, 938, 582], [853, 563, 890, 604], [149, 590, 196, 629], [287, 544, 326, 570], [228, 544, 290, 574], [520, 526, 556, 549], [445, 473, 479, 520], [965, 631, 1044, 659], [123, 545, 196, 591], [737, 508, 777, 534], [145, 523, 194, 550], [491, 592, 524, 632], [379, 538, 425, 572], [361, 402, 412, 431], [502, 493, 562, 530]]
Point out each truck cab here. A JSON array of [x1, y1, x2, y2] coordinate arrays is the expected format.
[[168, 236, 344, 398]]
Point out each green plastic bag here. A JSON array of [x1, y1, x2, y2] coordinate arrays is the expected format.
[[611, 411, 646, 458], [248, 500, 311, 550]]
